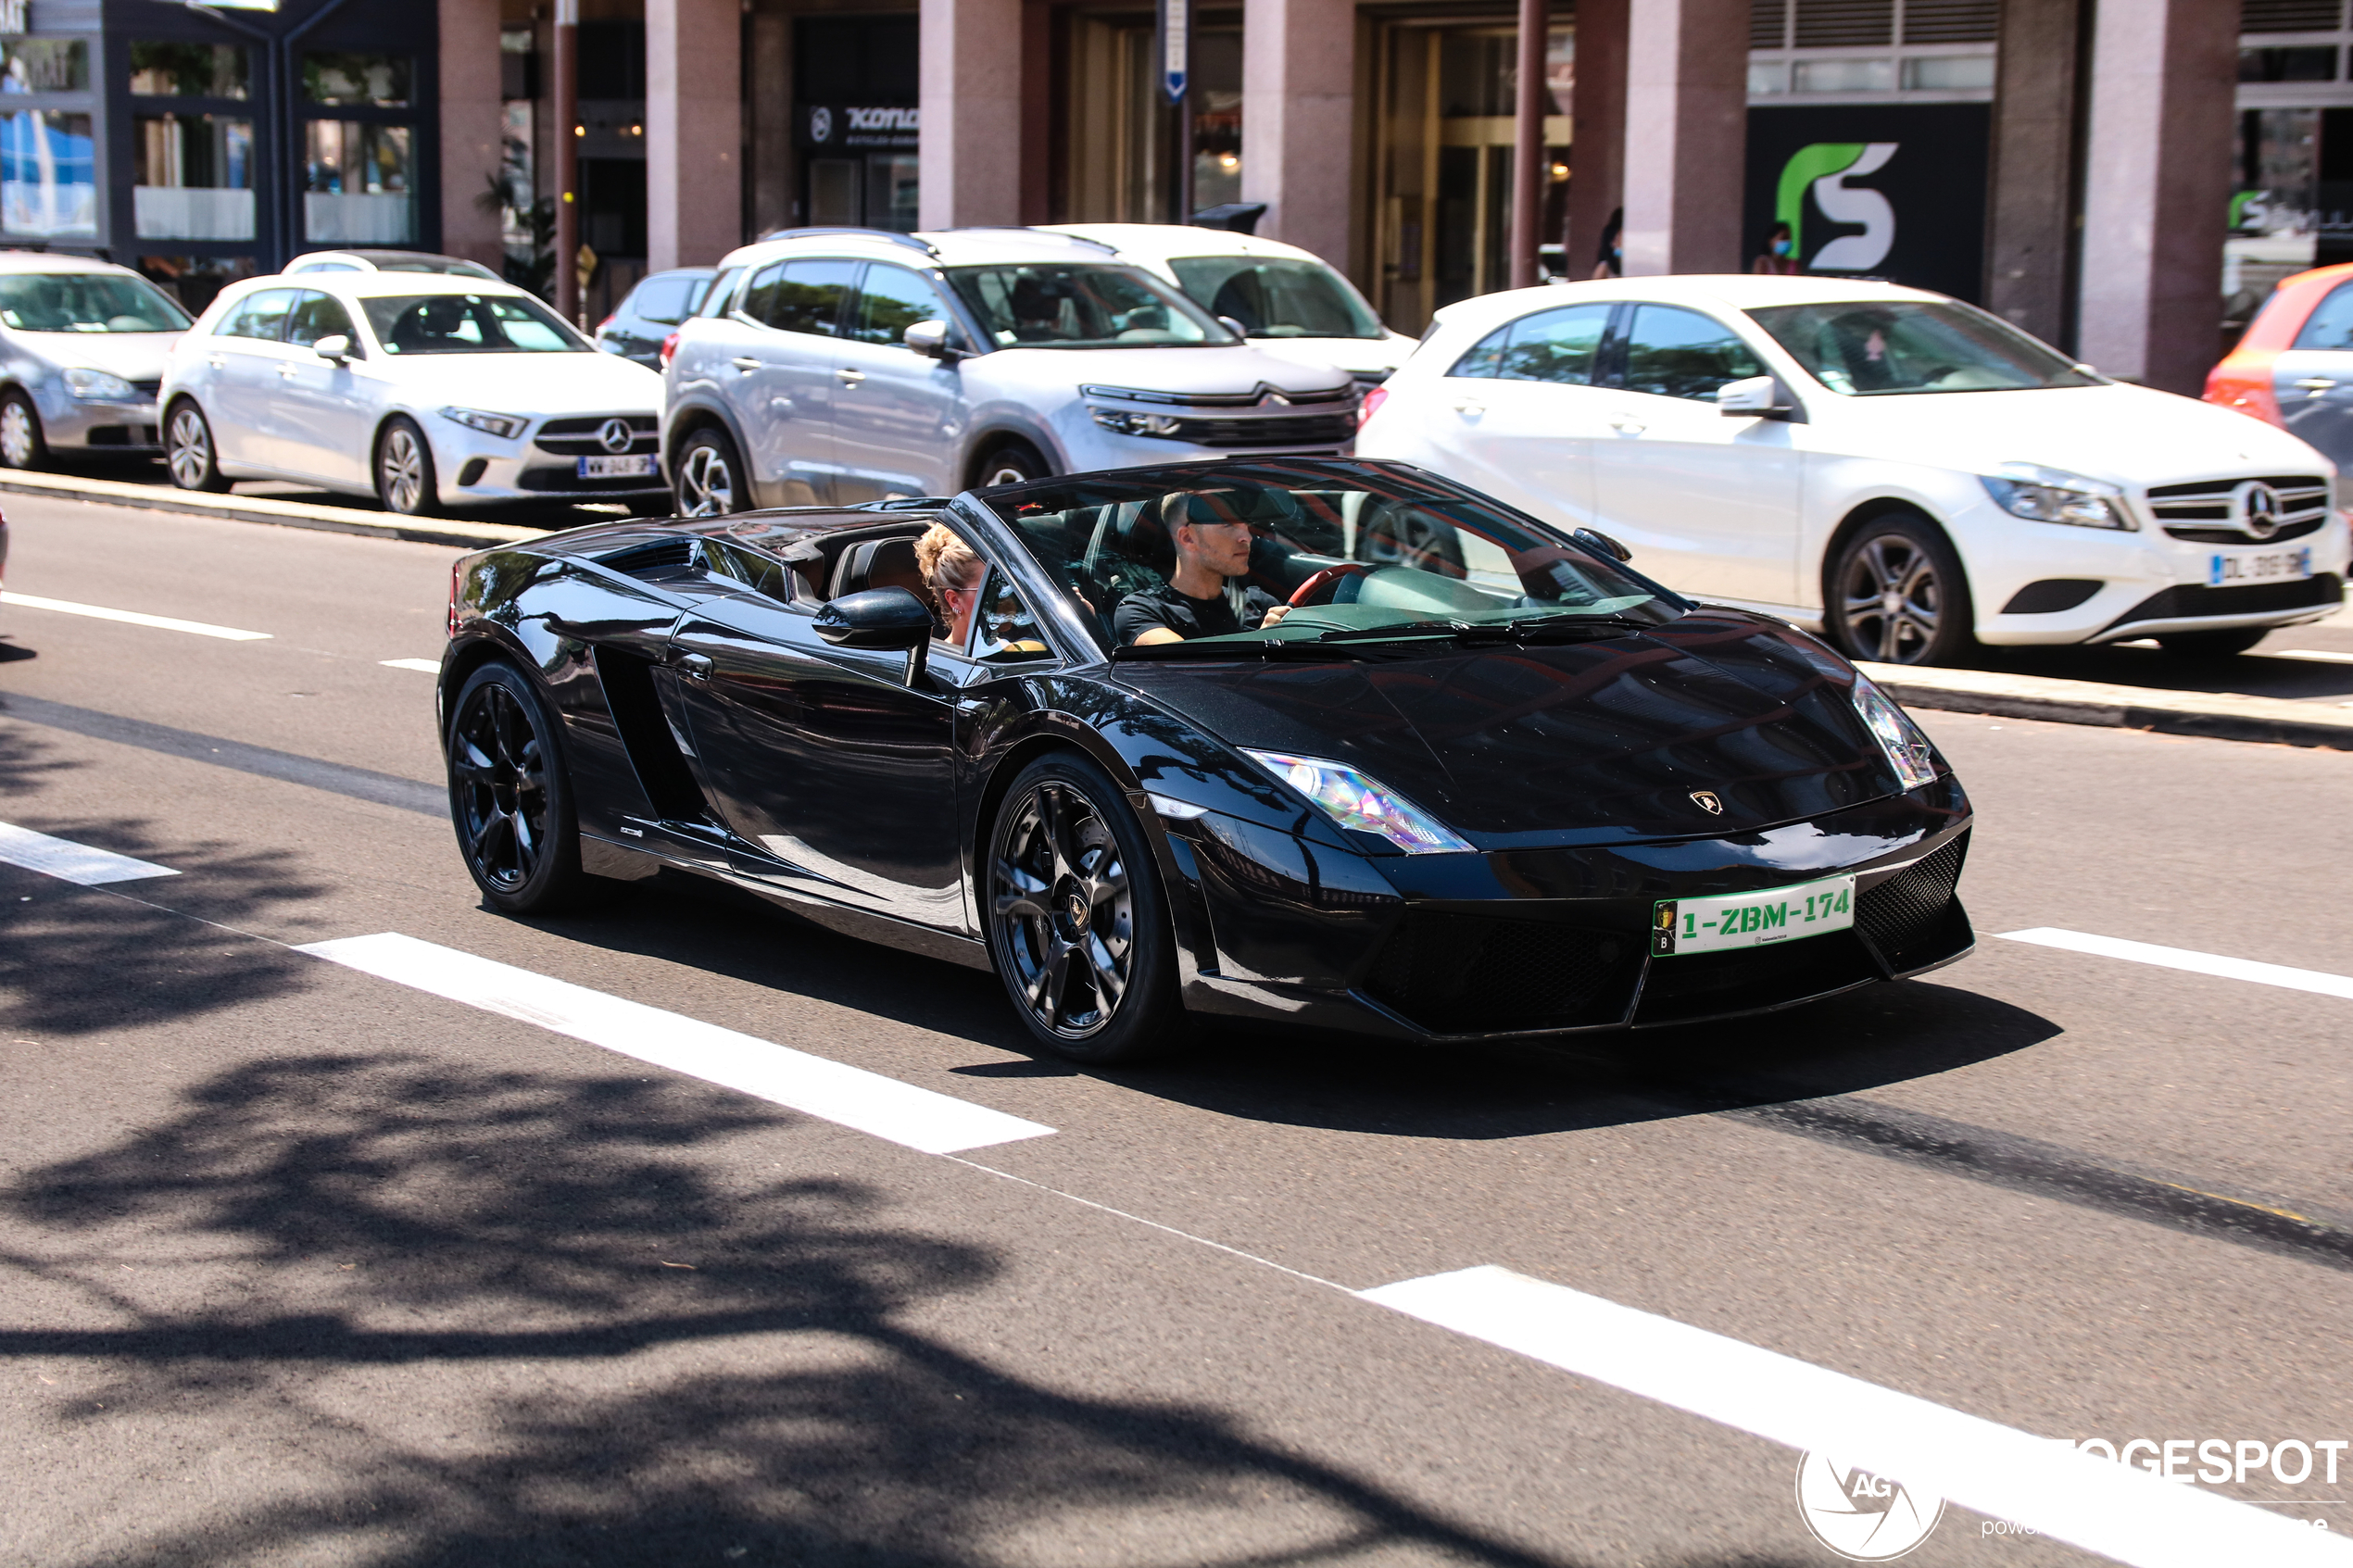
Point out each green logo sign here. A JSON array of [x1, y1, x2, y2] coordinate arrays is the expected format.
[[1777, 142, 1900, 271]]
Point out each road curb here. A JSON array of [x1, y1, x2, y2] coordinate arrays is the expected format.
[[1858, 659, 2353, 752], [0, 468, 553, 549]]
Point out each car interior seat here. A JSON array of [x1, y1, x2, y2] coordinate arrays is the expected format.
[[828, 534, 936, 621]]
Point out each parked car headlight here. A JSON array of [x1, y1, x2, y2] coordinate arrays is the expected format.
[[438, 407, 529, 440], [1849, 674, 1939, 791], [62, 369, 136, 401], [1980, 462, 2133, 530], [1089, 407, 1185, 437], [1243, 749, 1472, 854]]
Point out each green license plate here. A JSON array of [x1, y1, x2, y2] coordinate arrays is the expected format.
[[1652, 873, 1855, 957]]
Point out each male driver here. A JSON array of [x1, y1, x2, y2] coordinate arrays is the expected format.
[[1114, 490, 1290, 646]]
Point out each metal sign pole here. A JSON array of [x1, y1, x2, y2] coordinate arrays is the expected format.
[[1159, 0, 1190, 224], [553, 0, 580, 321]]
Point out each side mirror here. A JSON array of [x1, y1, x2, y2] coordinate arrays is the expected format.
[[815, 585, 936, 684], [1717, 375, 1793, 419], [1217, 315, 1251, 339], [314, 333, 354, 363], [1573, 527, 1632, 563], [903, 319, 958, 360]]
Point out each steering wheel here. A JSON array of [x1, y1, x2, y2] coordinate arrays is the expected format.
[[1289, 562, 1376, 608]]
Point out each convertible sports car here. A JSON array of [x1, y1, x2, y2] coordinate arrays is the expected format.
[[439, 457, 1974, 1062]]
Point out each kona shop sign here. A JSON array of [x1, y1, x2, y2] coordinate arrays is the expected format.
[[801, 105, 919, 151]]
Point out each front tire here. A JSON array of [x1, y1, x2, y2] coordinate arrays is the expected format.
[[1826, 513, 1975, 666], [165, 400, 232, 492], [985, 752, 1181, 1064], [2156, 627, 2269, 658], [0, 388, 47, 470], [973, 440, 1050, 490], [447, 660, 591, 914], [375, 416, 440, 516], [673, 427, 744, 517]]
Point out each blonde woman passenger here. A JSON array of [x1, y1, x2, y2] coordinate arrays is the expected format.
[[915, 523, 987, 646]]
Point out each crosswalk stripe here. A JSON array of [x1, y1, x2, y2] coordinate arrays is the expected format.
[[0, 821, 179, 885], [0, 591, 271, 641], [379, 658, 440, 672], [1362, 1265, 2353, 1568], [1999, 928, 2353, 1001], [296, 932, 1055, 1155]]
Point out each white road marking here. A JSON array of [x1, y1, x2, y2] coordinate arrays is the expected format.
[[380, 658, 440, 672], [2000, 927, 2353, 1001], [296, 932, 1055, 1154], [0, 591, 271, 641], [0, 821, 179, 885], [1361, 1265, 2353, 1568], [2271, 648, 2353, 664]]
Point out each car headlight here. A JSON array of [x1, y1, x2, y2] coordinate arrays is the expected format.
[[62, 368, 136, 401], [439, 407, 529, 440], [1089, 407, 1185, 437], [1850, 674, 1939, 791], [1980, 462, 2133, 530], [1243, 749, 1472, 854]]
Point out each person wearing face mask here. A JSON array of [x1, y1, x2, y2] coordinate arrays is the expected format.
[[1592, 207, 1624, 280], [1754, 221, 1800, 276]]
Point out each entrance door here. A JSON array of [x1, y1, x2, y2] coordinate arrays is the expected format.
[[832, 262, 963, 500]]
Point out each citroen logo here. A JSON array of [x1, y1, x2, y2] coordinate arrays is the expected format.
[[1690, 790, 1724, 815], [2233, 480, 2284, 540], [598, 418, 635, 454]]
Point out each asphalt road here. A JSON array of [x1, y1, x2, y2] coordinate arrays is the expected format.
[[1, 491, 2349, 1568]]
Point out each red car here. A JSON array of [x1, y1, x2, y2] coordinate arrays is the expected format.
[[2205, 261, 2353, 470]]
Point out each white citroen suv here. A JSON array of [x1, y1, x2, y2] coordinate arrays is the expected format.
[[1358, 275, 2350, 663]]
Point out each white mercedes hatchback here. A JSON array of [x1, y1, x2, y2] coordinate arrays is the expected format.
[[160, 273, 664, 515], [1359, 275, 2350, 662]]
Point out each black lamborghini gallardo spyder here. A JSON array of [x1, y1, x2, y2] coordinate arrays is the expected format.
[[439, 458, 1973, 1061]]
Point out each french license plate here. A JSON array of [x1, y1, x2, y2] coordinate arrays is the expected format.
[[577, 454, 656, 479], [1652, 873, 1855, 957], [2209, 546, 2311, 586]]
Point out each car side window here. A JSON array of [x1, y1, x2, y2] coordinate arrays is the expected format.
[[970, 569, 1051, 662], [285, 290, 359, 349], [1499, 304, 1613, 385], [698, 266, 744, 318], [218, 288, 297, 342], [704, 538, 800, 605], [1620, 305, 1765, 401], [753, 258, 856, 337], [631, 276, 694, 326], [848, 264, 955, 347], [1449, 323, 1508, 378], [2294, 282, 2353, 350]]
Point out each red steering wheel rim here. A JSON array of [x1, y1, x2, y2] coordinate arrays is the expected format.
[[1289, 562, 1376, 608]]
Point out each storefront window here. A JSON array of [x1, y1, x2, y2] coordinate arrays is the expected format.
[[303, 52, 410, 107], [2229, 108, 2324, 332], [305, 121, 413, 244], [138, 257, 257, 318], [0, 110, 95, 238], [128, 42, 248, 99], [3, 40, 89, 94], [133, 115, 254, 240]]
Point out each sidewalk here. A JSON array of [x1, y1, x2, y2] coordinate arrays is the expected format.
[[0, 466, 550, 550]]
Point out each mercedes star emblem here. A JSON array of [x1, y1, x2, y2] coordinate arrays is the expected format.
[[598, 418, 635, 455], [2234, 479, 2284, 540], [1690, 790, 1724, 815]]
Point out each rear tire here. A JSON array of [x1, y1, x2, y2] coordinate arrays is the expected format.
[[165, 400, 231, 492], [2155, 627, 2268, 658], [1825, 512, 1975, 666], [446, 660, 592, 914], [973, 439, 1050, 490], [0, 389, 48, 470], [374, 416, 440, 516], [673, 427, 744, 517]]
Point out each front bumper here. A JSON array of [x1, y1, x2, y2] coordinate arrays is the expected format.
[[1155, 778, 1974, 1042], [38, 391, 160, 451], [428, 412, 668, 507]]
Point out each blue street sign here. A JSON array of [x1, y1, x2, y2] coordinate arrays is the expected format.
[[1160, 0, 1189, 103]]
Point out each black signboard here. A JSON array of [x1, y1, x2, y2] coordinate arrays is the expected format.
[[799, 105, 920, 152], [1743, 104, 1991, 303]]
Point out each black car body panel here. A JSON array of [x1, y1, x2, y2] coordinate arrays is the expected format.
[[440, 459, 1974, 1043]]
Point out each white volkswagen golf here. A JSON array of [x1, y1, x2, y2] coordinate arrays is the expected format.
[[160, 273, 664, 515], [1358, 275, 2350, 662]]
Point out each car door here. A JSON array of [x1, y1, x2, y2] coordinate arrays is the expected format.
[[1589, 303, 1803, 608], [664, 536, 963, 930], [831, 263, 964, 500], [1426, 302, 1614, 533], [271, 290, 375, 486], [2270, 280, 2353, 472], [203, 287, 299, 471], [727, 257, 856, 506]]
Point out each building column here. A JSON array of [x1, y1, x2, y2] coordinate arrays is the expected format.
[[920, 0, 1025, 229], [1566, 0, 1626, 281], [1241, 0, 1355, 266], [2076, 0, 2238, 393], [1985, 0, 2086, 348], [437, 0, 505, 268], [647, 0, 744, 270], [1618, 0, 1746, 276]]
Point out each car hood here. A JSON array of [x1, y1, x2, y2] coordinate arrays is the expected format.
[[1114, 611, 1905, 846], [1817, 381, 2327, 486], [1249, 333, 1413, 378], [988, 342, 1353, 398], [371, 349, 663, 414], [22, 332, 182, 380]]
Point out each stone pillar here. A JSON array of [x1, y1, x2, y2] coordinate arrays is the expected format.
[[1618, 0, 1747, 277], [647, 0, 744, 270], [1566, 0, 1626, 281], [1241, 0, 1355, 266], [437, 0, 504, 269], [2076, 0, 2239, 393], [1985, 0, 2086, 348], [920, 0, 1025, 229]]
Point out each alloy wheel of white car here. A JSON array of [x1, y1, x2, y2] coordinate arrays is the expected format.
[[375, 420, 435, 516], [1835, 526, 1952, 665], [0, 393, 44, 470], [166, 405, 227, 492], [675, 436, 736, 517]]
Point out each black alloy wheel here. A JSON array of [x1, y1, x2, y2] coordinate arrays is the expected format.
[[974, 441, 1050, 490], [986, 753, 1179, 1063], [375, 416, 441, 516], [1827, 513, 1974, 666], [2156, 627, 2270, 658], [165, 400, 231, 492], [446, 661, 591, 913], [0, 388, 47, 470], [673, 427, 743, 517]]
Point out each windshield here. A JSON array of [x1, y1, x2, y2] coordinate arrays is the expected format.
[[359, 292, 590, 355], [0, 273, 191, 333], [1746, 301, 2096, 395], [1167, 257, 1386, 341], [945, 263, 1237, 349], [982, 461, 1683, 658]]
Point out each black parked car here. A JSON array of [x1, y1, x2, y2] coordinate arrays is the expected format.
[[438, 458, 1973, 1062], [596, 268, 719, 369]]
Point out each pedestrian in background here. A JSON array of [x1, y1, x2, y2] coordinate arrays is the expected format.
[[1592, 207, 1623, 279], [1754, 221, 1800, 276]]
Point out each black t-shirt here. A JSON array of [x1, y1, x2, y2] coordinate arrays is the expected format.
[[1114, 584, 1242, 645]]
